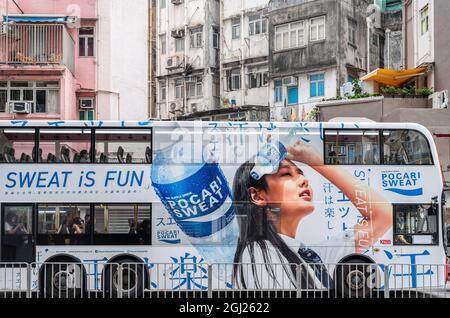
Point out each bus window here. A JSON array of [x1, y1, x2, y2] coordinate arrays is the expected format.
[[95, 129, 152, 164], [383, 130, 433, 165], [39, 129, 92, 163], [0, 129, 35, 163], [93, 204, 151, 245], [37, 204, 90, 245], [324, 130, 380, 165], [394, 204, 438, 245]]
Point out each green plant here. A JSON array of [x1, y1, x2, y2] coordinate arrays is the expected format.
[[351, 79, 363, 96], [416, 87, 433, 97], [401, 85, 416, 96], [306, 107, 320, 121], [381, 86, 398, 96]]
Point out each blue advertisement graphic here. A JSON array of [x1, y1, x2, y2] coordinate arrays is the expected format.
[[381, 171, 423, 197]]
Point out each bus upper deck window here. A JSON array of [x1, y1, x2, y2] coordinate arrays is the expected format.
[[0, 129, 35, 163], [383, 130, 433, 165], [95, 129, 152, 164], [39, 129, 92, 164], [324, 130, 380, 165]]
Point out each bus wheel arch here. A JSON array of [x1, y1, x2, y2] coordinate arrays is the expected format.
[[103, 254, 148, 298], [39, 254, 87, 298], [335, 254, 377, 298]]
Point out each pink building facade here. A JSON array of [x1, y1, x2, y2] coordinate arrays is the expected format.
[[0, 0, 97, 121]]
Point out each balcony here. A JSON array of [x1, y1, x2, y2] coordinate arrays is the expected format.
[[0, 23, 75, 74]]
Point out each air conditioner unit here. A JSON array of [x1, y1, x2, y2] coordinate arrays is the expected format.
[[282, 76, 298, 86], [171, 0, 183, 5], [430, 90, 449, 109], [166, 55, 184, 69], [171, 29, 185, 38], [169, 101, 183, 113], [10, 101, 32, 114], [79, 98, 94, 109]]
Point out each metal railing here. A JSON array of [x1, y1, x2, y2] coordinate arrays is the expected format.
[[0, 262, 447, 299], [0, 23, 75, 73]]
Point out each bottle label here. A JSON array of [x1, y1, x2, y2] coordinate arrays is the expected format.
[[152, 163, 235, 238], [250, 141, 288, 180]]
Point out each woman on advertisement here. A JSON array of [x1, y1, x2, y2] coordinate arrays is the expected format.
[[232, 139, 393, 290]]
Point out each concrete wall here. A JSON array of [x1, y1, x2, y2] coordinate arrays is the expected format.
[[318, 96, 429, 122], [269, 0, 338, 77], [434, 0, 450, 93], [97, 0, 149, 121]]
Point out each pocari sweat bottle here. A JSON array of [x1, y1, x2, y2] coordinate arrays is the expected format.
[[250, 129, 298, 180], [151, 127, 238, 266]]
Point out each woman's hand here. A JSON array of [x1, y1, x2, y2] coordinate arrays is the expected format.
[[286, 141, 323, 167]]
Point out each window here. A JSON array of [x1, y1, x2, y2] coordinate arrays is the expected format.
[[2, 205, 33, 262], [175, 78, 184, 99], [420, 5, 429, 35], [309, 73, 325, 98], [248, 13, 267, 36], [39, 129, 92, 163], [0, 129, 35, 163], [0, 85, 6, 112], [310, 16, 325, 42], [287, 86, 298, 105], [95, 129, 151, 164], [93, 204, 151, 245], [226, 69, 241, 91], [79, 110, 94, 121], [275, 24, 289, 50], [160, 0, 166, 9], [1, 81, 59, 114], [190, 26, 203, 48], [383, 130, 433, 165], [175, 37, 184, 52], [160, 82, 167, 101], [79, 27, 95, 57], [213, 27, 220, 49], [324, 130, 380, 165], [248, 71, 268, 89], [186, 78, 203, 97], [394, 204, 438, 245], [275, 80, 283, 103], [232, 17, 241, 39], [348, 20, 356, 46], [275, 20, 306, 51], [37, 204, 90, 246], [372, 33, 378, 47], [160, 34, 166, 55], [290, 21, 306, 48]]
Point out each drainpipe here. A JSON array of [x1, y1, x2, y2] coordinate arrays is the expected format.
[[240, 0, 245, 109], [366, 17, 372, 72], [148, 0, 153, 119], [386, 28, 391, 69], [402, 1, 406, 69]]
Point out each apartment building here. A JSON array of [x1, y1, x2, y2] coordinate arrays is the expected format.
[[155, 0, 220, 120], [218, 0, 270, 121], [0, 0, 149, 121], [267, 0, 372, 121]]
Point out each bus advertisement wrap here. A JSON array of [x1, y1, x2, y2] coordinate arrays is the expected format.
[[0, 121, 445, 292]]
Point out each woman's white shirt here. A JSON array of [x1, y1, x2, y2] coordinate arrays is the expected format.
[[239, 230, 355, 289]]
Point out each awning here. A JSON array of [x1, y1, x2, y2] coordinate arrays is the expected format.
[[3, 15, 72, 23], [360, 68, 427, 87]]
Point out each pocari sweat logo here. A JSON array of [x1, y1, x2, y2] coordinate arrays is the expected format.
[[381, 171, 423, 196]]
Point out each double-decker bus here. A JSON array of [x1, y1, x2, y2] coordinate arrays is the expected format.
[[0, 120, 446, 297]]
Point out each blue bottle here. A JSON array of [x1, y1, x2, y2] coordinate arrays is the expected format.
[[151, 131, 238, 266]]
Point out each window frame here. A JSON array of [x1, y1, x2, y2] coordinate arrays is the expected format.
[[275, 20, 306, 51], [231, 17, 241, 40], [78, 27, 95, 58], [323, 129, 435, 166], [393, 203, 439, 246], [420, 5, 429, 36], [0, 126, 153, 165], [189, 26, 203, 48], [309, 73, 325, 98], [36, 202, 152, 246], [309, 16, 326, 42]]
